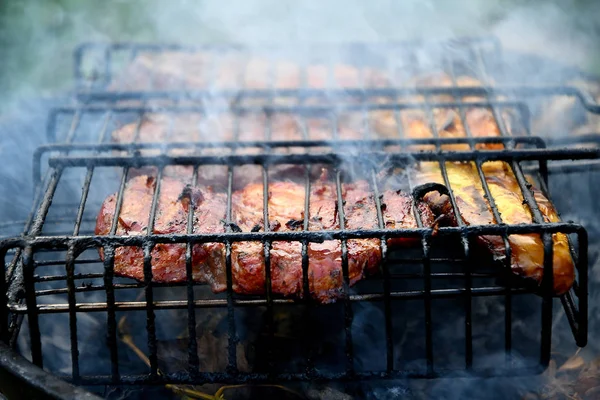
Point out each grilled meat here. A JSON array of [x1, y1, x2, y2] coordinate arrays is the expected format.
[[110, 52, 209, 91], [94, 175, 227, 287], [95, 174, 435, 303], [110, 108, 366, 191], [231, 178, 435, 301], [381, 188, 436, 247], [111, 112, 328, 189], [230, 179, 382, 302], [103, 64, 575, 295], [369, 73, 515, 149], [416, 161, 574, 294], [482, 163, 575, 294], [400, 86, 575, 294], [111, 52, 367, 92]]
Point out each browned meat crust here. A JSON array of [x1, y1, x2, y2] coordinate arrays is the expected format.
[[95, 174, 435, 303], [230, 179, 382, 302], [94, 175, 227, 288]]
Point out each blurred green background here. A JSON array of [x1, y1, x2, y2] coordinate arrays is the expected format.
[[0, 0, 599, 110]]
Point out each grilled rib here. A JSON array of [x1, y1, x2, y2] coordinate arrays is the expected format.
[[95, 173, 435, 303]]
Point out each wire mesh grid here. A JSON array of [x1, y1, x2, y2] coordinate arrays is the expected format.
[[0, 37, 598, 390], [73, 37, 502, 98], [1, 110, 594, 386], [70, 37, 600, 128]]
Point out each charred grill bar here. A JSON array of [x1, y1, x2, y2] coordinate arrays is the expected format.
[[0, 37, 599, 397]]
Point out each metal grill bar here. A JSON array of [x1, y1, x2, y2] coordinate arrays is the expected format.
[[72, 86, 600, 114], [75, 37, 500, 53], [143, 167, 163, 378], [102, 246, 119, 382], [300, 106, 314, 371], [43, 147, 600, 172], [36, 135, 545, 163], [2, 222, 585, 248], [57, 364, 544, 386], [334, 169, 355, 375], [473, 160, 515, 362], [425, 83, 476, 371], [23, 246, 42, 367], [22, 167, 65, 368], [301, 170, 313, 372], [441, 74, 490, 370], [27, 259, 511, 275], [185, 167, 200, 376], [262, 165, 275, 371], [73, 170, 94, 236], [409, 187, 434, 374], [27, 270, 540, 297], [370, 169, 393, 372], [131, 112, 146, 144], [49, 100, 533, 117], [224, 166, 238, 374], [0, 247, 8, 342], [64, 110, 81, 144], [65, 245, 80, 382], [69, 111, 114, 237], [0, 286, 549, 314], [574, 230, 588, 347], [437, 161, 474, 369], [108, 171, 129, 236], [507, 160, 555, 367], [419, 96, 439, 375]]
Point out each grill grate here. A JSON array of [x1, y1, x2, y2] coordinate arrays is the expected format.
[[73, 38, 502, 99], [1, 133, 594, 386], [1, 38, 600, 394]]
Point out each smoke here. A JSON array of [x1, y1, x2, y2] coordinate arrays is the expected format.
[[2, 1, 600, 399], [2, 0, 599, 110]]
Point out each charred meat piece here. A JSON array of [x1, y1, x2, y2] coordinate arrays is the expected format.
[[95, 174, 435, 303]]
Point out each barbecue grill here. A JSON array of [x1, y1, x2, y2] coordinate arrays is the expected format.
[[1, 37, 599, 399]]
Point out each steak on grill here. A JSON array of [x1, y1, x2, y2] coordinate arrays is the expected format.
[[94, 175, 227, 286], [95, 173, 435, 303]]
